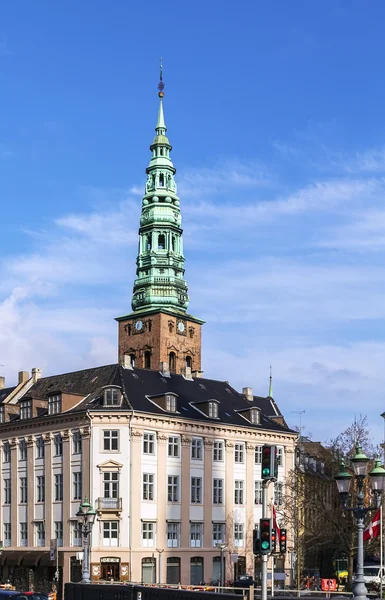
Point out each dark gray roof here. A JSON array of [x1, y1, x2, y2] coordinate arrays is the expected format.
[[0, 386, 16, 404]]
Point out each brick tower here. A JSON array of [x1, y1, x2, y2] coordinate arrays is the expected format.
[[116, 65, 204, 374]]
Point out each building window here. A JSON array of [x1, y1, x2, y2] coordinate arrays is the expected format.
[[48, 395, 61, 415], [103, 430, 119, 451], [167, 522, 180, 547], [104, 388, 120, 406], [143, 432, 155, 455], [168, 436, 180, 458], [190, 557, 204, 586], [167, 475, 179, 502], [54, 474, 63, 501], [208, 402, 218, 418], [158, 233, 165, 249], [234, 443, 244, 463], [191, 477, 202, 503], [143, 473, 155, 501], [274, 482, 284, 506], [73, 472, 82, 500], [191, 438, 203, 460], [103, 472, 118, 500], [234, 523, 244, 547], [213, 479, 223, 504], [19, 439, 27, 461], [142, 522, 155, 547], [20, 477, 27, 504], [3, 441, 10, 463], [55, 521, 63, 547], [255, 446, 262, 464], [186, 355, 192, 368], [234, 480, 244, 505], [144, 351, 151, 369], [20, 399, 32, 420], [212, 523, 225, 546], [166, 395, 176, 412], [36, 521, 45, 547], [4, 478, 11, 504], [72, 522, 82, 547], [250, 408, 260, 424], [254, 480, 263, 505], [0, 407, 4, 424], [276, 447, 283, 467], [129, 353, 136, 367], [4, 523, 11, 547], [190, 523, 203, 548], [36, 437, 44, 459], [54, 434, 63, 456], [73, 431, 82, 454], [169, 352, 176, 373], [213, 441, 224, 462], [36, 475, 45, 503], [102, 521, 119, 547], [20, 522, 27, 546]]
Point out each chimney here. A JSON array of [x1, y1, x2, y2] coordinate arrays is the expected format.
[[181, 366, 193, 381], [18, 371, 29, 385], [159, 362, 170, 378], [192, 370, 203, 379], [120, 354, 133, 370], [242, 386, 253, 402], [0, 377, 5, 390], [31, 368, 42, 383]]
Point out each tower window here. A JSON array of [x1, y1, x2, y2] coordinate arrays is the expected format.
[[160, 148, 164, 156], [144, 351, 151, 369], [159, 174, 164, 187], [158, 234, 165, 250], [186, 356, 192, 369], [172, 236, 176, 251], [169, 352, 176, 373], [147, 235, 152, 251], [130, 354, 136, 368]]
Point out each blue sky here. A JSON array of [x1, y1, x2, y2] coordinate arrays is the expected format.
[[1, 0, 385, 444]]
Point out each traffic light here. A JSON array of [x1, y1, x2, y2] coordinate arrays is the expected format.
[[261, 445, 277, 480], [271, 528, 277, 553], [253, 528, 260, 555], [280, 528, 287, 554], [259, 518, 272, 553]]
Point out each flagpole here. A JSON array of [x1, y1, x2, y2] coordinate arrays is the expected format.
[[380, 504, 383, 600]]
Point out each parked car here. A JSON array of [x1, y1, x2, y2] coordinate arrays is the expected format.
[[362, 565, 385, 587], [233, 575, 258, 590], [9, 594, 48, 600]]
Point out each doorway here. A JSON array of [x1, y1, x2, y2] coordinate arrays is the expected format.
[[101, 562, 120, 581]]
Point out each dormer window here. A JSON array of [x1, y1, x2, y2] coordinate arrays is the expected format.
[[250, 407, 260, 425], [20, 399, 32, 420], [48, 395, 61, 415], [0, 407, 4, 424], [103, 387, 121, 407], [208, 402, 218, 418], [166, 394, 176, 412]]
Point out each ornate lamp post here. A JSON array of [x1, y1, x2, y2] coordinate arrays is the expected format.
[[215, 543, 227, 588], [335, 446, 385, 600], [76, 497, 96, 584]]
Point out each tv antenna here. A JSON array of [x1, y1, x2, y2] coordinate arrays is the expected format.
[[291, 410, 305, 437]]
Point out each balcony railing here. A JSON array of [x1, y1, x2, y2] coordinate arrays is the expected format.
[[97, 497, 122, 511]]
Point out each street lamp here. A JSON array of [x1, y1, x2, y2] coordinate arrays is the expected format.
[[216, 543, 227, 588], [76, 497, 96, 584], [156, 548, 164, 585], [335, 447, 385, 600]]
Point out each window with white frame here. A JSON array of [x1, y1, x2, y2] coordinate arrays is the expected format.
[[234, 480, 244, 504], [142, 522, 155, 547], [234, 443, 244, 463], [167, 475, 179, 502], [103, 521, 119, 547], [54, 474, 63, 501], [167, 522, 180, 547], [20, 477, 27, 503], [103, 472, 118, 499], [250, 408, 260, 424], [166, 395, 177, 412], [191, 477, 202, 503], [20, 399, 32, 420], [4, 478, 11, 504], [73, 430, 82, 454], [234, 523, 244, 547], [213, 478, 223, 504], [55, 521, 63, 546], [254, 480, 263, 505], [168, 436, 180, 458], [19, 439, 27, 461], [143, 473, 155, 501], [276, 447, 283, 467], [54, 434, 63, 457], [213, 441, 224, 462], [212, 523, 225, 546], [36, 437, 44, 459], [208, 402, 218, 418], [20, 522, 27, 546], [48, 395, 61, 415], [255, 446, 262, 464], [104, 388, 120, 406], [274, 481, 284, 506], [35, 521, 45, 546], [191, 438, 203, 460], [73, 472, 82, 500], [4, 523, 11, 547], [3, 441, 10, 463], [0, 407, 4, 424], [190, 523, 203, 548], [143, 432, 155, 455], [72, 522, 82, 547], [103, 430, 119, 451], [36, 475, 45, 502]]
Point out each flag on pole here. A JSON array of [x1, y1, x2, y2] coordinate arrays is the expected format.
[[364, 509, 381, 541], [272, 504, 281, 542]]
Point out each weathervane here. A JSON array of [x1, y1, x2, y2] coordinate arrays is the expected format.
[[158, 57, 165, 97]]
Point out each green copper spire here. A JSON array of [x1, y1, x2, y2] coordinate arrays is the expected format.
[[131, 64, 189, 315], [268, 365, 273, 398]]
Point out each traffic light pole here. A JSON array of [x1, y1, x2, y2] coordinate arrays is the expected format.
[[261, 480, 269, 600]]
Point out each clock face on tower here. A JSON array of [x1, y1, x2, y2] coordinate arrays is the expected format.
[[135, 320, 143, 332], [177, 320, 186, 333]]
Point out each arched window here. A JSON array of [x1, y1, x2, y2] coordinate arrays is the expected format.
[[169, 352, 176, 373], [129, 354, 135, 368], [147, 235, 152, 251], [158, 234, 165, 250], [144, 351, 151, 369], [159, 173, 164, 187], [186, 356, 192, 369], [160, 148, 164, 156]]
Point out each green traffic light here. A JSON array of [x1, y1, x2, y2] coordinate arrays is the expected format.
[[262, 468, 270, 475], [261, 541, 269, 549]]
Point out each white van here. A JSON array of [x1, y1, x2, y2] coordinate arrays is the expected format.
[[362, 565, 385, 586]]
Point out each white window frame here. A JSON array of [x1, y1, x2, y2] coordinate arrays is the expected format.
[[4, 478, 11, 504], [36, 475, 45, 503], [71, 521, 82, 547], [167, 522, 180, 547], [54, 434, 63, 457], [213, 478, 223, 504], [19, 439, 27, 461], [166, 395, 176, 412], [142, 522, 155, 547], [143, 432, 155, 455], [213, 441, 224, 462], [167, 475, 179, 503], [35, 521, 45, 547], [212, 523, 225, 546], [20, 399, 32, 420], [54, 473, 63, 501], [276, 447, 283, 467], [234, 523, 244, 547], [36, 437, 44, 459], [255, 446, 262, 464], [48, 395, 61, 415], [191, 477, 202, 503], [168, 436, 180, 458], [254, 480, 263, 505], [4, 523, 11, 547], [190, 522, 203, 548], [55, 521, 63, 547], [3, 442, 10, 463], [73, 472, 82, 500], [103, 472, 118, 499], [191, 438, 203, 460], [234, 443, 244, 463], [234, 480, 244, 505], [20, 522, 28, 546], [20, 477, 28, 504], [274, 481, 284, 506], [103, 430, 119, 451], [208, 402, 218, 418], [73, 431, 82, 454], [143, 473, 155, 501], [102, 521, 119, 547]]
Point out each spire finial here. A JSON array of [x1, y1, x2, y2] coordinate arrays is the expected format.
[[158, 57, 165, 98], [268, 365, 273, 398]]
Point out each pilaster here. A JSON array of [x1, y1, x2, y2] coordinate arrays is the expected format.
[[131, 430, 143, 548], [203, 439, 213, 549], [156, 433, 167, 558], [246, 443, 255, 574], [225, 441, 234, 549], [180, 436, 191, 548], [10, 438, 18, 547], [44, 432, 53, 545], [62, 430, 72, 547], [26, 436, 35, 547]]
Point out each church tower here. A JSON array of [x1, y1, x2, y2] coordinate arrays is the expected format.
[[116, 66, 204, 374]]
